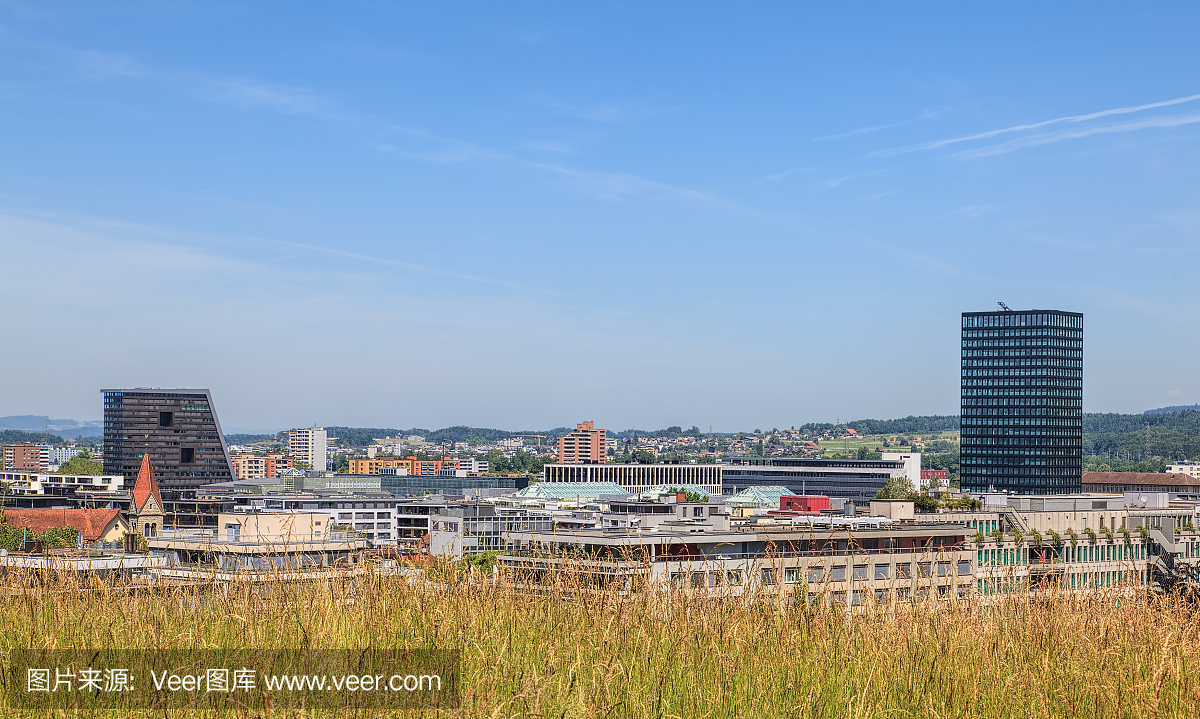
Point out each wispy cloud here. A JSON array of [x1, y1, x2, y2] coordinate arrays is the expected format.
[[852, 190, 899, 203], [756, 166, 819, 183], [823, 169, 885, 188], [942, 204, 1003, 219], [953, 110, 1200, 158], [877, 91, 1200, 157], [529, 163, 749, 211], [197, 78, 335, 117], [535, 96, 664, 124], [44, 43, 746, 214], [814, 108, 941, 142]]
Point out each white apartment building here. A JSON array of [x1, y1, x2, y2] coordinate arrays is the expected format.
[[288, 426, 328, 472], [48, 446, 87, 464], [1168, 462, 1200, 479], [457, 458, 490, 475]]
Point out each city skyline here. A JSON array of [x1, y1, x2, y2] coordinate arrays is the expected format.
[[1, 4, 1199, 430]]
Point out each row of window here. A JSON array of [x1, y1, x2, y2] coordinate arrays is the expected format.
[[976, 543, 1146, 566], [962, 313, 1082, 329]]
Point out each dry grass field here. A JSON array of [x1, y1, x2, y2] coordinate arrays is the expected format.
[[2, 562, 1197, 718]]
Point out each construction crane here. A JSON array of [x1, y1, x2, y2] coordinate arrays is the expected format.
[[514, 434, 547, 447], [997, 301, 1013, 312]]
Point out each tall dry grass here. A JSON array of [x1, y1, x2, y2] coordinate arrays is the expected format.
[[2, 561, 1198, 718]]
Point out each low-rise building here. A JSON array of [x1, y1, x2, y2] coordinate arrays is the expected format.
[[597, 491, 731, 532], [348, 457, 459, 476], [0, 507, 129, 546], [1082, 471, 1200, 497], [231, 453, 294, 479], [1, 470, 124, 497], [429, 504, 555, 558], [543, 463, 722, 496], [723, 457, 912, 505]]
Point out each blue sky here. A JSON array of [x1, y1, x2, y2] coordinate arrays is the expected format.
[[2, 2, 1198, 432]]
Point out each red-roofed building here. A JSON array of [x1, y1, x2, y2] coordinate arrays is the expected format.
[[129, 454, 165, 538], [1, 508, 129, 544]]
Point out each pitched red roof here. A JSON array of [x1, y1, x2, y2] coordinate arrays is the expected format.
[[132, 454, 163, 513], [1, 508, 126, 542], [1082, 471, 1200, 487]]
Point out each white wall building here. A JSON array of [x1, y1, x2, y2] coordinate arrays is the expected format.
[[288, 426, 328, 472], [881, 452, 923, 489], [0, 471, 124, 495], [48, 446, 87, 464]]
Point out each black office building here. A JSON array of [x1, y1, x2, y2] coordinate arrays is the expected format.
[[102, 388, 235, 496], [960, 309, 1083, 494]]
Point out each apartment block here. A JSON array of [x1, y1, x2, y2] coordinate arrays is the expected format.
[[348, 456, 460, 476], [2, 443, 50, 472], [231, 453, 295, 479], [288, 426, 328, 471], [557, 421, 606, 464]]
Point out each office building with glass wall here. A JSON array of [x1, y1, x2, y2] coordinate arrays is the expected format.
[[960, 309, 1083, 494]]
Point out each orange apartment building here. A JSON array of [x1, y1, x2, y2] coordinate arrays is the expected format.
[[557, 422, 607, 464], [231, 453, 295, 480], [348, 456, 460, 476], [2, 443, 50, 472]]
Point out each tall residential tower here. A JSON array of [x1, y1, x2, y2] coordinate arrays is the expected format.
[[557, 421, 607, 464], [102, 388, 235, 496], [288, 426, 328, 472], [960, 308, 1083, 494]]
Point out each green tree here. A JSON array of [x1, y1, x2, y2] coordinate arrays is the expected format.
[[57, 451, 103, 475], [910, 493, 938, 512], [874, 476, 914, 500]]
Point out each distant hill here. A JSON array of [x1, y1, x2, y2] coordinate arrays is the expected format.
[[1145, 404, 1200, 415], [0, 429, 70, 445], [0, 415, 101, 439]]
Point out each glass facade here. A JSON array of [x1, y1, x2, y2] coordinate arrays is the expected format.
[[102, 389, 235, 496], [960, 310, 1082, 494]]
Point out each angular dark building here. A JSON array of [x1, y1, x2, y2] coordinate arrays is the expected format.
[[102, 388, 235, 496], [960, 308, 1083, 494]]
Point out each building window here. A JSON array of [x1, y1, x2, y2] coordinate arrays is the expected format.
[[761, 568, 777, 586], [874, 565, 891, 580], [159, 412, 173, 427], [180, 448, 194, 463]]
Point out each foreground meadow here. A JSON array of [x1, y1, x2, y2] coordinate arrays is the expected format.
[[1, 564, 1197, 718]]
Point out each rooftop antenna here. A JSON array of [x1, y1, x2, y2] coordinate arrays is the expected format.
[[997, 302, 1013, 312]]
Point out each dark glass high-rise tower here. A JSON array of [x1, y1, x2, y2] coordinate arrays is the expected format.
[[960, 309, 1083, 494], [102, 388, 235, 496]]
